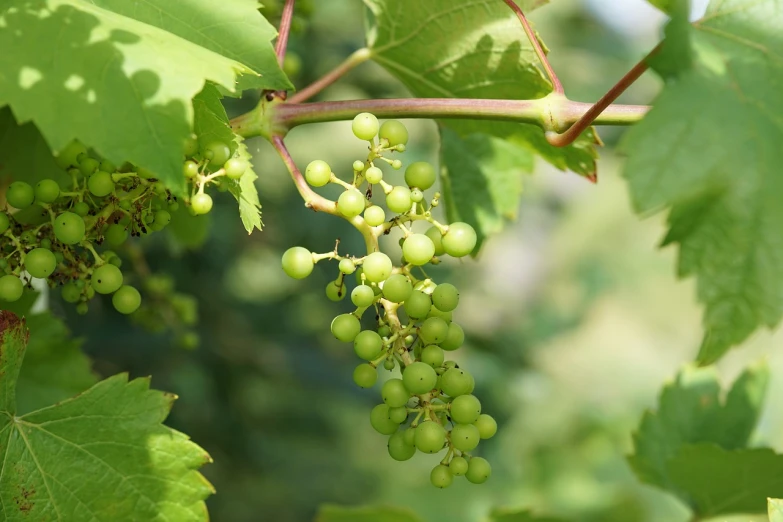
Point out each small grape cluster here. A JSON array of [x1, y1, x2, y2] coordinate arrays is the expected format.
[[281, 113, 496, 488], [0, 136, 247, 323]]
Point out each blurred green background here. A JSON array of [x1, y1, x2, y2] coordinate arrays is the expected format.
[[48, 1, 783, 521]]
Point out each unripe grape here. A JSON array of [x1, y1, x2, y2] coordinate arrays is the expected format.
[[354, 330, 383, 360], [383, 359, 396, 371], [61, 282, 81, 303], [388, 431, 416, 461], [204, 141, 231, 168], [415, 421, 446, 453], [440, 368, 473, 397], [112, 285, 141, 314], [325, 280, 346, 302], [353, 363, 377, 388], [441, 322, 464, 351], [378, 325, 392, 338], [466, 457, 491, 484], [339, 258, 356, 275], [0, 275, 23, 302], [0, 213, 9, 234], [449, 456, 469, 476], [370, 404, 399, 435], [55, 140, 87, 169], [53, 212, 86, 245], [403, 427, 416, 446], [362, 252, 392, 282], [137, 167, 156, 179], [420, 345, 444, 368], [91, 264, 123, 294], [403, 290, 431, 319], [404, 161, 436, 190], [475, 414, 497, 439], [7, 182, 34, 209], [402, 234, 435, 266], [389, 406, 408, 424], [352, 112, 379, 141], [79, 157, 100, 176], [425, 226, 446, 256], [305, 160, 331, 187], [382, 274, 412, 303], [330, 313, 361, 342], [351, 285, 375, 307], [34, 179, 60, 204], [183, 160, 199, 178], [430, 465, 453, 488], [411, 188, 424, 203], [153, 210, 171, 228], [281, 246, 314, 279], [391, 160, 402, 170], [337, 189, 366, 218], [24, 248, 57, 279], [420, 317, 449, 344], [451, 394, 481, 424], [353, 160, 365, 171], [76, 302, 89, 315], [386, 186, 412, 214], [100, 159, 116, 173], [364, 206, 386, 227], [379, 120, 409, 146], [432, 283, 459, 312], [382, 378, 409, 408], [402, 361, 437, 394], [365, 166, 383, 184], [224, 158, 248, 179], [191, 193, 213, 215], [442, 222, 477, 258], [450, 423, 480, 452]]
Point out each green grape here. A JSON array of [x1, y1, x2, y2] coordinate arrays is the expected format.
[[88, 171, 114, 197], [383, 359, 395, 371], [370, 404, 399, 435], [100, 159, 116, 173], [0, 275, 23, 302], [382, 274, 412, 303], [386, 186, 412, 214], [428, 306, 452, 323], [191, 193, 213, 215], [351, 285, 375, 307], [415, 421, 446, 454], [19, 230, 37, 244], [442, 222, 477, 258], [379, 120, 409, 146], [404, 162, 436, 190], [91, 264, 123, 294], [325, 280, 346, 302], [364, 206, 386, 227], [153, 210, 171, 228], [24, 248, 56, 279], [388, 431, 416, 461], [382, 379, 410, 408], [339, 259, 356, 275], [449, 456, 469, 476], [362, 252, 392, 283], [420, 317, 449, 344], [112, 285, 141, 314], [391, 160, 402, 170], [118, 199, 132, 212], [331, 313, 361, 342], [282, 246, 314, 279], [410, 188, 424, 203], [420, 345, 444, 368], [430, 464, 452, 488], [137, 167, 156, 180], [440, 368, 473, 397], [61, 282, 82, 303], [39, 239, 51, 249], [7, 182, 34, 209], [353, 160, 365, 172], [425, 226, 446, 256], [450, 423, 480, 452], [108, 256, 122, 268], [403, 427, 416, 446], [402, 234, 435, 266], [403, 290, 431, 319], [474, 414, 497, 439], [441, 322, 464, 351], [338, 189, 366, 218], [354, 330, 383, 360], [183, 136, 199, 157], [79, 157, 100, 176], [353, 363, 377, 388], [365, 166, 383, 184], [34, 179, 60, 204], [203, 141, 231, 168], [55, 140, 87, 169], [305, 160, 332, 187], [352, 112, 379, 141], [224, 158, 248, 179], [53, 212, 86, 245], [75, 302, 89, 315], [389, 406, 408, 424], [402, 361, 438, 394], [451, 394, 481, 424], [183, 160, 199, 178], [432, 283, 459, 312], [0, 212, 10, 234], [466, 457, 491, 484], [168, 201, 179, 212]]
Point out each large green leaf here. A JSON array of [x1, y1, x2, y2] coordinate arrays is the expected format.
[[621, 0, 783, 364], [316, 504, 425, 522], [229, 138, 263, 234], [0, 311, 214, 521], [0, 0, 249, 193], [87, 0, 291, 93], [770, 498, 783, 522], [0, 108, 69, 187]]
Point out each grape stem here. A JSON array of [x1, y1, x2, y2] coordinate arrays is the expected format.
[[289, 48, 372, 104], [274, 0, 296, 69]]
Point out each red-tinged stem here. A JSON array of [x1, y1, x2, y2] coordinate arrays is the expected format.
[[275, 0, 296, 68], [502, 0, 564, 94], [289, 48, 372, 104]]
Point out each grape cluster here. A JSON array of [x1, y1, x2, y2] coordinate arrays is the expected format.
[[281, 113, 495, 487], [0, 135, 247, 327]]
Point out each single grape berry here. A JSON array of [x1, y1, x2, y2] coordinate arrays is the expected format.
[[112, 285, 142, 314], [440, 368, 473, 397], [449, 456, 469, 476], [402, 234, 435, 266], [403, 290, 432, 319], [338, 189, 366, 218], [451, 394, 481, 424], [442, 222, 477, 258], [204, 141, 231, 168], [420, 317, 449, 345], [425, 226, 446, 256], [351, 285, 375, 307], [450, 423, 480, 452], [0, 213, 9, 234], [100, 159, 116, 173], [353, 160, 365, 171], [441, 322, 465, 351], [402, 361, 438, 394], [415, 421, 446, 454], [388, 431, 416, 461], [379, 120, 409, 146], [420, 345, 444, 368], [386, 186, 412, 214], [354, 330, 383, 360], [432, 283, 459, 312], [183, 160, 199, 178], [353, 363, 377, 388], [91, 264, 123, 294], [281, 246, 314, 279], [404, 161, 436, 190], [352, 112, 379, 141], [79, 157, 100, 176], [382, 379, 410, 408], [430, 465, 453, 488], [224, 158, 249, 179], [0, 275, 24, 302], [428, 305, 452, 323], [382, 274, 412, 303], [364, 206, 386, 227], [362, 252, 393, 283], [191, 193, 213, 215], [34, 179, 60, 204], [305, 160, 332, 187], [383, 359, 396, 371], [88, 171, 115, 197], [411, 188, 424, 203], [7, 181, 35, 209], [53, 212, 86, 245], [474, 414, 498, 439], [325, 280, 346, 302], [370, 404, 399, 435], [465, 457, 491, 484], [331, 313, 361, 342], [389, 406, 408, 424], [24, 248, 57, 279], [153, 210, 171, 228], [61, 282, 81, 303], [391, 160, 402, 170], [365, 166, 383, 184], [55, 140, 87, 169]]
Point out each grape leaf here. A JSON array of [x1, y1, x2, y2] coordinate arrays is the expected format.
[[0, 0, 250, 195], [86, 0, 292, 93], [0, 108, 69, 187], [363, 0, 600, 179], [193, 83, 238, 156], [769, 498, 783, 522], [489, 509, 567, 522], [316, 504, 425, 522], [629, 363, 769, 496], [666, 445, 783, 517], [0, 311, 214, 521], [228, 138, 263, 234], [621, 0, 783, 364], [440, 128, 533, 249]]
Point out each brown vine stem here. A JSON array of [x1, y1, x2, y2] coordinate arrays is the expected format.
[[274, 0, 296, 68], [502, 0, 564, 94], [289, 48, 372, 104]]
